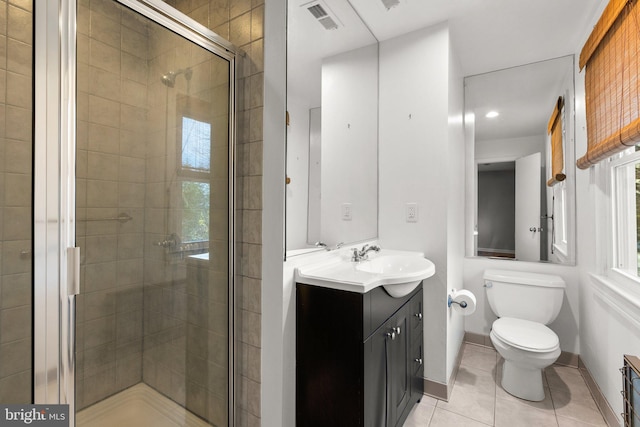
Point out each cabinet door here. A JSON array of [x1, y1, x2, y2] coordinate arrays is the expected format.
[[389, 306, 410, 426], [364, 310, 409, 427], [364, 324, 389, 427]]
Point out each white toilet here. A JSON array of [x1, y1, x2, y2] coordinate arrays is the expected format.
[[484, 269, 565, 401]]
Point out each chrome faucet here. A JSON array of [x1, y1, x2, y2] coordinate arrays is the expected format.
[[351, 244, 381, 262], [315, 241, 328, 250], [316, 241, 346, 251]]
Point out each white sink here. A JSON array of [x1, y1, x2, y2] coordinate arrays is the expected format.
[[356, 255, 435, 297], [295, 249, 435, 297]]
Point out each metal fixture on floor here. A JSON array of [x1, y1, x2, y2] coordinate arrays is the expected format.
[[622, 354, 640, 426]]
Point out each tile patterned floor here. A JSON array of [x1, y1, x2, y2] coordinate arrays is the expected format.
[[404, 343, 608, 427]]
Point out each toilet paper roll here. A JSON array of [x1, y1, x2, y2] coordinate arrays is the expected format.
[[449, 289, 477, 315]]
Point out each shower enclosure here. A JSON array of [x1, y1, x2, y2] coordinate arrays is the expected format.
[[73, 0, 234, 424], [4, 0, 238, 425]]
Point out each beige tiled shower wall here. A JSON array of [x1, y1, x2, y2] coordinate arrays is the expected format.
[[75, 0, 148, 409], [159, 1, 265, 425], [0, 0, 33, 404]]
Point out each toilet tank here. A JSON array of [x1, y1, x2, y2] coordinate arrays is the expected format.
[[483, 269, 565, 324]]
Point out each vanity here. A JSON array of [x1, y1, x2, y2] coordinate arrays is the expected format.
[[295, 250, 434, 427]]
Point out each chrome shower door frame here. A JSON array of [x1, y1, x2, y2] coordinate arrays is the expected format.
[[33, 1, 237, 425]]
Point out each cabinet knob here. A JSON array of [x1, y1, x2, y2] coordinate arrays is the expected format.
[[415, 358, 423, 365], [393, 326, 401, 336], [386, 330, 396, 340], [414, 313, 423, 321]]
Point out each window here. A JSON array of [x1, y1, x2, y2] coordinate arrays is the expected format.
[[611, 148, 640, 277], [181, 117, 211, 172], [178, 113, 212, 246]]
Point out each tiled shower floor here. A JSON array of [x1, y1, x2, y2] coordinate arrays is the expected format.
[[404, 343, 608, 427], [76, 383, 211, 427]]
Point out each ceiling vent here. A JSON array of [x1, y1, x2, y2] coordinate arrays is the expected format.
[[302, 0, 342, 30], [381, 0, 400, 10]]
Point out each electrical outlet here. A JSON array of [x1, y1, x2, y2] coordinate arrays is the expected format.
[[406, 203, 418, 222], [341, 203, 352, 221]]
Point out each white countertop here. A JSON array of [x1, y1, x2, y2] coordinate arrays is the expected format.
[[294, 249, 435, 294]]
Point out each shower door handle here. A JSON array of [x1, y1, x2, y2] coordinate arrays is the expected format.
[[67, 247, 80, 296]]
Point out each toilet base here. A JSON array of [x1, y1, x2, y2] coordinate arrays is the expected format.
[[501, 360, 545, 401]]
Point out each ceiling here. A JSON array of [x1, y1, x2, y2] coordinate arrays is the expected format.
[[290, 0, 605, 79], [347, 0, 604, 76], [465, 55, 574, 142], [289, 0, 606, 142]]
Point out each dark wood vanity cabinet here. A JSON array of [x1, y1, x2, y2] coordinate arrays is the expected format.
[[296, 283, 424, 427]]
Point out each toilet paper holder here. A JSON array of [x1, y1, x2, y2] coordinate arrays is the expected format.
[[447, 295, 467, 308]]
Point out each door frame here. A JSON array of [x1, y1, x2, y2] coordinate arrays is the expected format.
[[33, 1, 237, 425]]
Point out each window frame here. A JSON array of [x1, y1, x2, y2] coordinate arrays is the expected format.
[[607, 147, 640, 292]]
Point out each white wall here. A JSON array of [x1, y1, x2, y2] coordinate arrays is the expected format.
[[262, 0, 287, 424], [446, 38, 466, 382], [476, 134, 546, 162], [379, 22, 460, 384], [321, 44, 378, 246], [574, 1, 640, 419]]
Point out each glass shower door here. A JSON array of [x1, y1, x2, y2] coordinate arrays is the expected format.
[[75, 0, 233, 425], [0, 0, 34, 405]]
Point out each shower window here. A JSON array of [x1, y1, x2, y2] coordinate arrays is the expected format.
[[181, 117, 212, 173], [181, 180, 210, 243], [177, 97, 213, 245]]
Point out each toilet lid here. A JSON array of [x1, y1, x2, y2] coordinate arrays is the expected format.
[[492, 317, 559, 352]]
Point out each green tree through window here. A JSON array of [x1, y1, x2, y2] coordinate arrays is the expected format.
[[182, 181, 210, 242]]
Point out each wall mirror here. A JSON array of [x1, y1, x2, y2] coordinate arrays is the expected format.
[[286, 0, 379, 257], [464, 55, 576, 264]]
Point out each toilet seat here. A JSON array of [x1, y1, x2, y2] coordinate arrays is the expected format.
[[492, 317, 559, 353]]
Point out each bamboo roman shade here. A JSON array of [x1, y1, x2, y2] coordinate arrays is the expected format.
[[577, 0, 640, 169], [547, 96, 566, 186]]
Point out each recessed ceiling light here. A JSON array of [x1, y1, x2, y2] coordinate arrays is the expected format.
[[485, 111, 499, 118]]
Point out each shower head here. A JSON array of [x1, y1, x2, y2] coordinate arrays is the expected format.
[[161, 68, 193, 88], [161, 71, 176, 87]]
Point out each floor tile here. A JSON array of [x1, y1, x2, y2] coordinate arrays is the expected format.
[[556, 414, 608, 427], [460, 343, 498, 373], [550, 388, 607, 427], [436, 367, 496, 425], [453, 364, 496, 393], [419, 395, 439, 407], [494, 396, 559, 427], [404, 399, 436, 427], [429, 408, 492, 427], [546, 365, 591, 400], [419, 345, 607, 427]]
